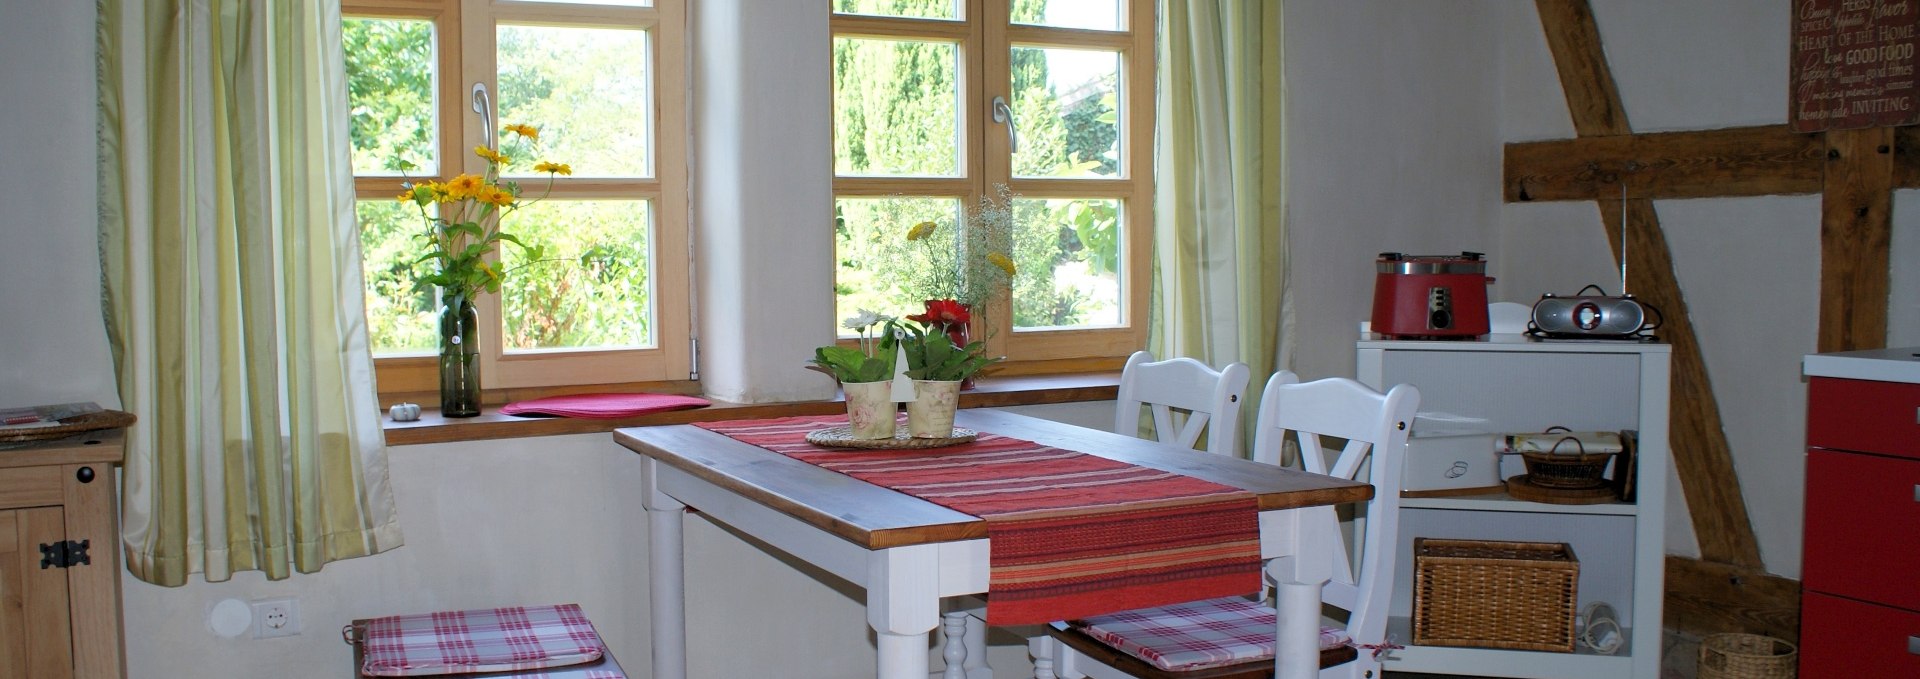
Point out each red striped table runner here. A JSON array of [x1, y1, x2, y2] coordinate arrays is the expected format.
[[695, 415, 1262, 625]]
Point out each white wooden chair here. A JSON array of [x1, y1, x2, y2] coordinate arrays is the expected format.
[[1114, 350, 1253, 456], [1030, 372, 1419, 679]]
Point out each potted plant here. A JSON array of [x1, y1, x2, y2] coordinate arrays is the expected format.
[[810, 310, 899, 439], [896, 321, 1002, 438]]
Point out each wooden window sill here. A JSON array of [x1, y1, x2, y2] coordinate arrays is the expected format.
[[382, 372, 1120, 446]]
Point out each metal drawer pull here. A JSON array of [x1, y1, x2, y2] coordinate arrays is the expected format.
[[1910, 635, 1920, 655]]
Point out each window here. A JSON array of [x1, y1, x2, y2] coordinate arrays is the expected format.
[[343, 0, 689, 398], [831, 0, 1154, 366]]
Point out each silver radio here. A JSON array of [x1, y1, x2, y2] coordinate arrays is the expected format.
[[1529, 286, 1657, 339]]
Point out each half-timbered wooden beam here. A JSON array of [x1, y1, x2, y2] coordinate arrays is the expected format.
[[1820, 128, 1894, 353], [1505, 125, 1825, 202], [1509, 123, 1920, 200], [1536, 0, 1764, 569]]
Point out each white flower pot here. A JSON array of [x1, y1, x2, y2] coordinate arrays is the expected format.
[[842, 381, 898, 439], [906, 379, 963, 438]]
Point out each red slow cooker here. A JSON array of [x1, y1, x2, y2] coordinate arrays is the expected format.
[[1370, 252, 1490, 338]]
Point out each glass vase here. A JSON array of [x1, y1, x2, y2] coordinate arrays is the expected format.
[[438, 295, 482, 418]]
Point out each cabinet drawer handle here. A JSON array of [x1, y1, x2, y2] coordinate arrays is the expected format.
[[1910, 635, 1920, 655]]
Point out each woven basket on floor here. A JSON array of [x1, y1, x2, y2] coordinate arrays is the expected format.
[[1698, 633, 1796, 679]]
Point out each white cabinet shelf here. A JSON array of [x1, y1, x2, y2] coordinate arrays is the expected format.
[[1357, 333, 1669, 679], [1399, 493, 1639, 516]]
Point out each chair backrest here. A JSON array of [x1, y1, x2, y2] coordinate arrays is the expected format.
[[1113, 350, 1252, 457], [1249, 371, 1419, 653]]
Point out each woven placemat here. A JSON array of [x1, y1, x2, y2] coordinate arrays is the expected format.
[[806, 426, 977, 449], [0, 410, 137, 443]]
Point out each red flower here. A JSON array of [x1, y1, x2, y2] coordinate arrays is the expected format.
[[907, 299, 971, 328]]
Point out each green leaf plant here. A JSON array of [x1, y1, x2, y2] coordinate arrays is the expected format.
[[896, 321, 1002, 382], [809, 310, 898, 383]]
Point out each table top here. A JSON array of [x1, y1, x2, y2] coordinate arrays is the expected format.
[[614, 409, 1372, 550]]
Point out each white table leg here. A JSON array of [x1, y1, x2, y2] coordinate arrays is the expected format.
[[1271, 567, 1328, 679], [642, 459, 688, 679], [869, 544, 941, 679]]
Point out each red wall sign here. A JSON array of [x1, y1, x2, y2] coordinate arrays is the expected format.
[[1791, 0, 1920, 132]]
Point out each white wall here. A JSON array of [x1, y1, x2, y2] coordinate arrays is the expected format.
[[0, 0, 119, 411], [1283, 0, 1506, 381]]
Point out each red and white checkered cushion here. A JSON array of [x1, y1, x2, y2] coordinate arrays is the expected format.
[[1073, 597, 1351, 672], [360, 603, 608, 677]]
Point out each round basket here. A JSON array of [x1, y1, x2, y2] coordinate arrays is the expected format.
[[1518, 450, 1612, 489], [1697, 633, 1796, 679], [805, 426, 976, 450]]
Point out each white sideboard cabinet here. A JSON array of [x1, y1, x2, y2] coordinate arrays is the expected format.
[[1356, 333, 1670, 679]]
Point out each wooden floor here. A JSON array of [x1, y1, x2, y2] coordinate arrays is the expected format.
[[1384, 631, 1701, 679]]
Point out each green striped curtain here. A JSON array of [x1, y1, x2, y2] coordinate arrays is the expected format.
[[98, 0, 403, 585], [1151, 0, 1290, 455]]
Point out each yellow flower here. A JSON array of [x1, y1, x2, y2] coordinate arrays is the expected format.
[[906, 221, 938, 241], [396, 190, 414, 203], [503, 123, 539, 139], [474, 146, 510, 165], [480, 186, 514, 207], [534, 161, 573, 175], [987, 252, 1017, 276], [446, 173, 484, 198]]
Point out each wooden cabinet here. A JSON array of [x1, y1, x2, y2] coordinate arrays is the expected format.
[[1800, 349, 1920, 678], [1357, 334, 1670, 679], [0, 430, 125, 678]]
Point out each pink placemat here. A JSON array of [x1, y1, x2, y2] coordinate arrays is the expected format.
[[359, 604, 606, 677], [500, 393, 709, 419]]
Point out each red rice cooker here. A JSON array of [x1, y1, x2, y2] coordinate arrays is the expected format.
[[1370, 252, 1490, 338]]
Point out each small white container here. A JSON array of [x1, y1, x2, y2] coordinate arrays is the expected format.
[[1403, 432, 1503, 497]]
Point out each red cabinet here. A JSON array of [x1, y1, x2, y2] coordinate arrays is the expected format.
[[1802, 371, 1920, 678]]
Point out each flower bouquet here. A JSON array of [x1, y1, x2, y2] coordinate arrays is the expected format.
[[397, 124, 571, 417], [894, 185, 1019, 388]]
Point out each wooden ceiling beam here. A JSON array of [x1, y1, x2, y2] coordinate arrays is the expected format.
[[1505, 123, 1920, 203], [1505, 125, 1825, 202], [1536, 0, 1764, 569]]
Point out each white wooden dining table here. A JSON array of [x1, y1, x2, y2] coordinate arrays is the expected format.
[[614, 408, 1372, 679]]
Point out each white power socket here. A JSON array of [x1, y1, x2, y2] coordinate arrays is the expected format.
[[250, 597, 301, 639]]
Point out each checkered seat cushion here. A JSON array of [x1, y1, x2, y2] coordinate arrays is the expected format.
[[359, 603, 608, 677], [1070, 596, 1352, 672]]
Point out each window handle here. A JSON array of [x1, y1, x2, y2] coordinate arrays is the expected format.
[[991, 95, 1018, 154], [471, 82, 495, 149]]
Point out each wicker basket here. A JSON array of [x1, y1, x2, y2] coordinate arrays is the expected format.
[[1411, 538, 1579, 652], [1518, 449, 1613, 488], [1698, 633, 1797, 679]]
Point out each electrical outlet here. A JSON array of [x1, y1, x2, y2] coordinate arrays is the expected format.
[[250, 597, 301, 639]]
